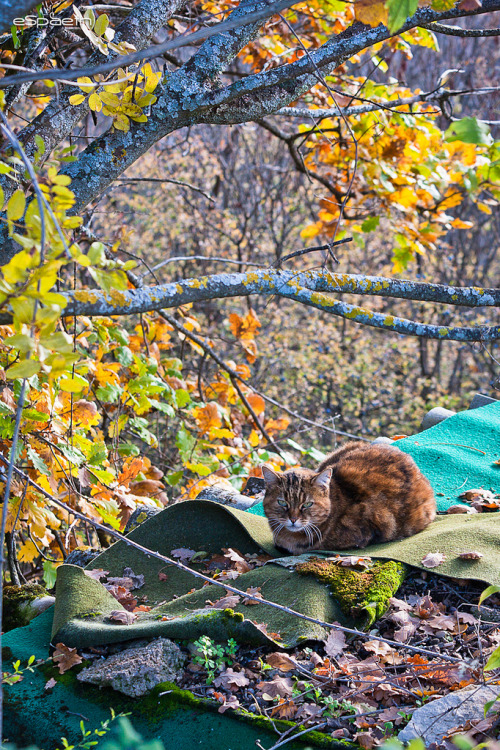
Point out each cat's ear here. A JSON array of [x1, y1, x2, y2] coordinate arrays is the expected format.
[[314, 468, 332, 490], [261, 464, 280, 488]]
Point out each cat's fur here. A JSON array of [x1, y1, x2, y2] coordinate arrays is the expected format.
[[262, 442, 436, 555]]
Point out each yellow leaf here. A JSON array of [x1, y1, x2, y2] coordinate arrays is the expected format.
[[69, 94, 86, 105], [113, 113, 130, 131], [477, 202, 492, 215], [88, 92, 102, 112], [354, 0, 388, 27], [7, 189, 26, 222], [249, 429, 260, 447], [18, 540, 39, 563]]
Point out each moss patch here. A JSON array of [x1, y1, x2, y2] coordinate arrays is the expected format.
[[3, 584, 48, 632], [296, 560, 406, 629]]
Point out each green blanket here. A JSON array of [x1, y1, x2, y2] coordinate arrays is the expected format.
[[249, 401, 500, 518], [51, 499, 500, 651]]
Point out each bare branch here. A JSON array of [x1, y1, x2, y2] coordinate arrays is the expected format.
[[1, 269, 496, 341], [423, 22, 500, 37], [275, 87, 500, 119]]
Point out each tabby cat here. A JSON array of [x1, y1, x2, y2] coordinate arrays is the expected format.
[[262, 442, 436, 555]]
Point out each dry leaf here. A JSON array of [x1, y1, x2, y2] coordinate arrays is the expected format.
[[123, 567, 145, 589], [242, 586, 263, 605], [44, 677, 57, 690], [266, 652, 297, 672], [257, 675, 294, 699], [84, 569, 109, 580], [337, 556, 372, 569], [52, 643, 83, 674], [363, 640, 404, 665], [459, 551, 484, 560], [422, 551, 446, 568], [108, 609, 137, 624], [354, 0, 388, 27], [213, 668, 250, 691], [171, 547, 197, 562], [271, 699, 297, 719], [217, 694, 240, 713], [208, 593, 241, 609], [324, 627, 347, 658], [447, 505, 478, 514]]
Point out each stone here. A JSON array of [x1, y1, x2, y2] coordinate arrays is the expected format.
[[196, 484, 261, 510], [77, 637, 185, 697], [469, 393, 498, 410], [398, 684, 499, 745], [3, 584, 55, 632], [420, 406, 456, 431]]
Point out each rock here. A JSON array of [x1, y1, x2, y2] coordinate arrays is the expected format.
[[77, 637, 185, 697], [398, 685, 499, 745], [65, 549, 101, 567], [3, 584, 55, 632], [196, 484, 261, 510], [372, 437, 395, 445], [469, 393, 498, 410], [242, 476, 266, 496], [420, 406, 456, 431]]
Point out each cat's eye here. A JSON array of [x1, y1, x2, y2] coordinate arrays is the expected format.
[[277, 499, 288, 508], [302, 502, 313, 509]]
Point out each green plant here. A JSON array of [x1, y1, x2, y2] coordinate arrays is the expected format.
[[321, 696, 356, 718], [2, 655, 36, 685], [191, 635, 238, 684], [56, 710, 129, 750]]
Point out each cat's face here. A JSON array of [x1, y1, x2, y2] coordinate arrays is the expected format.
[[262, 466, 332, 543]]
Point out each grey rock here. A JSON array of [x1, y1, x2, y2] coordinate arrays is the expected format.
[[196, 484, 261, 510], [420, 406, 456, 431], [469, 393, 498, 410], [77, 637, 185, 697], [398, 685, 499, 745], [372, 437, 395, 445]]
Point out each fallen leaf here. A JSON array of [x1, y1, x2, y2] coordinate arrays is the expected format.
[[223, 548, 252, 574], [108, 610, 137, 624], [44, 677, 57, 690], [446, 505, 478, 514], [213, 668, 249, 691], [208, 593, 241, 609], [459, 550, 484, 560], [422, 551, 446, 568], [266, 652, 297, 672], [52, 643, 83, 674], [362, 640, 404, 665], [242, 586, 263, 605], [337, 556, 372, 569], [123, 567, 145, 589], [133, 604, 151, 612], [158, 572, 168, 581], [257, 675, 294, 699], [217, 694, 240, 713], [295, 702, 324, 721], [271, 699, 297, 719], [171, 547, 197, 562], [84, 569, 109, 580], [324, 627, 347, 658], [106, 576, 135, 589]]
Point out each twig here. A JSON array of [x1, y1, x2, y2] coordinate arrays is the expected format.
[[277, 239, 351, 267], [114, 177, 216, 203], [257, 722, 328, 750], [0, 460, 467, 665], [161, 312, 368, 441], [422, 22, 500, 36]]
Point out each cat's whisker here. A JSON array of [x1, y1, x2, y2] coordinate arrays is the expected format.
[[309, 523, 322, 544], [304, 525, 313, 548]]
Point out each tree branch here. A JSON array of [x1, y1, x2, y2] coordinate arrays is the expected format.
[[422, 22, 500, 37], [2, 269, 497, 340]]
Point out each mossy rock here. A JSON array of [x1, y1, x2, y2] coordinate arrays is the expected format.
[[296, 559, 406, 629], [3, 584, 55, 633]]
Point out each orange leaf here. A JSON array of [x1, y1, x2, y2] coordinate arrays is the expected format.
[[354, 0, 388, 27], [192, 402, 221, 435], [246, 393, 265, 415]]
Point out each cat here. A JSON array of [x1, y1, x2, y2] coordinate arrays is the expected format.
[[262, 442, 436, 555]]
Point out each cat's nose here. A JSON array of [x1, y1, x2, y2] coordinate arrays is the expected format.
[[290, 517, 297, 525]]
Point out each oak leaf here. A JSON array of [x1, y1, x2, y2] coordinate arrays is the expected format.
[[52, 643, 83, 674], [208, 593, 241, 609], [213, 668, 249, 691], [421, 551, 446, 568], [217, 694, 240, 713], [171, 547, 197, 562], [324, 628, 347, 658], [266, 652, 297, 672], [257, 675, 294, 699], [242, 586, 263, 605], [108, 610, 137, 624], [271, 699, 297, 719]]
